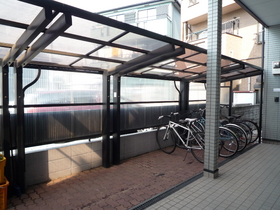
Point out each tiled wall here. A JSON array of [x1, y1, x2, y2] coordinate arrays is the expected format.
[[26, 130, 159, 186], [263, 24, 280, 142]]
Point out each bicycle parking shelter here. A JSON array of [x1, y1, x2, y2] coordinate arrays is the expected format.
[[0, 0, 263, 192]]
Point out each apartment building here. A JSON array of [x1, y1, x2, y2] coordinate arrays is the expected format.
[[99, 0, 181, 40], [181, 0, 263, 93]]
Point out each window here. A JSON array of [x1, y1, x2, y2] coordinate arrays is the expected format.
[[138, 8, 156, 22], [111, 14, 125, 22]]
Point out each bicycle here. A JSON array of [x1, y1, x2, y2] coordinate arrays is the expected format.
[[187, 108, 248, 152], [156, 112, 239, 163], [220, 105, 260, 143]]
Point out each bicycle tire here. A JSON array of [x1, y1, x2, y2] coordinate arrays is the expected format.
[[156, 125, 176, 154], [192, 121, 205, 133], [236, 122, 252, 144], [242, 120, 260, 143], [218, 127, 239, 158], [223, 124, 248, 152], [190, 132, 205, 163]]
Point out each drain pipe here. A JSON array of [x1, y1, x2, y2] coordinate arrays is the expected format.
[[23, 68, 41, 95], [259, 27, 265, 143]]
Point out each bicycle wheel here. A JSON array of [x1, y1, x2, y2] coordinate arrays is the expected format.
[[236, 122, 252, 144], [218, 127, 239, 158], [223, 124, 248, 152], [156, 125, 176, 154], [242, 120, 260, 143], [190, 132, 205, 163]]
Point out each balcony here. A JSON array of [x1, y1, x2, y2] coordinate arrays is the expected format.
[[186, 18, 240, 42]]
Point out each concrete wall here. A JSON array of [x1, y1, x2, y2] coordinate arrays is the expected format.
[[26, 130, 159, 186], [262, 24, 280, 142]]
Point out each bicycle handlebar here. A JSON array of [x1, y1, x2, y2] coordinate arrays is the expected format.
[[158, 112, 179, 120]]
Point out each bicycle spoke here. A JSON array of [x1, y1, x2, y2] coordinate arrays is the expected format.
[[156, 125, 176, 154]]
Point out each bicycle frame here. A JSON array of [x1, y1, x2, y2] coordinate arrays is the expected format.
[[164, 120, 204, 150]]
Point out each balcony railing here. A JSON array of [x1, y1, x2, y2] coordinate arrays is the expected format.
[[186, 18, 240, 41]]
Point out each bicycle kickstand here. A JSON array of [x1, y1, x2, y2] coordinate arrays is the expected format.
[[183, 149, 190, 161]]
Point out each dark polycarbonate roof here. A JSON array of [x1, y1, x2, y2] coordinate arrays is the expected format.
[[0, 0, 263, 83]]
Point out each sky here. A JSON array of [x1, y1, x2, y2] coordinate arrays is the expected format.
[[55, 0, 152, 13]]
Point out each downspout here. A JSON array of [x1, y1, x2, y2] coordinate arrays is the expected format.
[[259, 26, 265, 143], [23, 68, 41, 95]]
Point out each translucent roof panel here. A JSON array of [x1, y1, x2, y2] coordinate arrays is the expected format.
[[0, 25, 25, 44], [0, 47, 10, 58], [144, 68, 174, 76], [184, 53, 207, 64], [184, 65, 206, 74], [91, 46, 144, 62], [133, 67, 154, 74], [152, 59, 176, 67], [0, 0, 42, 24], [163, 61, 203, 71], [73, 58, 120, 70], [174, 72, 196, 78], [222, 71, 240, 78], [147, 70, 194, 79], [45, 37, 101, 55], [182, 50, 203, 58], [239, 67, 258, 73], [221, 59, 233, 67], [0, 0, 263, 83], [113, 33, 167, 51], [65, 16, 125, 42], [32, 53, 78, 65]]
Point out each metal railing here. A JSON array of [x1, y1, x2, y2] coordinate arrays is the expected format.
[[186, 18, 240, 41]]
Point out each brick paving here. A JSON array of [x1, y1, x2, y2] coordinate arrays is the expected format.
[[7, 148, 210, 210]]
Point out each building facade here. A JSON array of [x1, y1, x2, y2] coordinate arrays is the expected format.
[[181, 0, 262, 94], [99, 0, 181, 40]]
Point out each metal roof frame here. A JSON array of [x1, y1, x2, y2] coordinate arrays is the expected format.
[[0, 0, 263, 83]]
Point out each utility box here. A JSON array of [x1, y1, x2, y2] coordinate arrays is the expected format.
[[272, 61, 280, 74], [233, 91, 256, 106]]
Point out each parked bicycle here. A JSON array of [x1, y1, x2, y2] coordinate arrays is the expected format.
[[220, 104, 260, 143], [186, 108, 248, 152], [156, 112, 239, 163]]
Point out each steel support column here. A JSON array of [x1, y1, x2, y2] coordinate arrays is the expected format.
[[180, 80, 189, 112], [204, 0, 222, 179], [259, 72, 264, 144], [258, 26, 265, 144], [14, 65, 26, 193], [2, 65, 12, 183], [102, 71, 111, 168], [112, 75, 120, 165], [229, 81, 233, 116]]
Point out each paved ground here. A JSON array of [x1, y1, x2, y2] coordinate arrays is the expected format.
[[6, 143, 266, 210], [7, 147, 209, 210], [145, 143, 280, 210]]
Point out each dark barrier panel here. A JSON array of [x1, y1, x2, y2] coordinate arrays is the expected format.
[[22, 103, 205, 147], [120, 104, 179, 131], [24, 107, 102, 146]]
